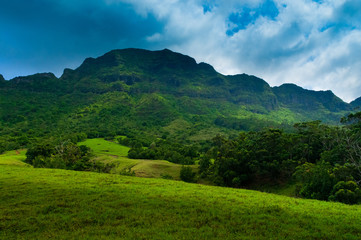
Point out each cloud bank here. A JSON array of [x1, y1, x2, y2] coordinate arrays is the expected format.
[[1, 0, 361, 102]]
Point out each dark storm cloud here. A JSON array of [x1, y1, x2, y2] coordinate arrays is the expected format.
[[0, 0, 163, 79]]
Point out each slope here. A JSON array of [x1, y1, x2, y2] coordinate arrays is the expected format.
[[78, 138, 196, 179], [1, 164, 361, 239]]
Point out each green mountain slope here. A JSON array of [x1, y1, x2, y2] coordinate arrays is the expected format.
[[351, 97, 361, 109], [273, 83, 351, 122], [0, 48, 355, 150], [1, 164, 361, 239]]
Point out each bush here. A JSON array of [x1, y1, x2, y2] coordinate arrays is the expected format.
[[180, 166, 196, 183], [25, 141, 93, 171], [161, 174, 173, 180], [293, 162, 335, 200], [329, 181, 361, 204]]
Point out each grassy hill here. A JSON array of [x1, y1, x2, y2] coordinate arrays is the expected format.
[[1, 160, 361, 239], [77, 138, 196, 180], [0, 149, 28, 167]]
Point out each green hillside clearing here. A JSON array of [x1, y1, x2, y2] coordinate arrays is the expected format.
[[78, 138, 196, 180], [79, 138, 130, 157], [0, 149, 29, 167]]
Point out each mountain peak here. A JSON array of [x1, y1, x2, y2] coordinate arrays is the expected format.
[[276, 83, 304, 91], [73, 48, 202, 78], [10, 73, 57, 83]]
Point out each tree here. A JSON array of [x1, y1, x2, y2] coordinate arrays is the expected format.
[[293, 161, 335, 200], [25, 143, 55, 165]]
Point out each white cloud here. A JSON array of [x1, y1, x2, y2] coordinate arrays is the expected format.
[[120, 0, 361, 102]]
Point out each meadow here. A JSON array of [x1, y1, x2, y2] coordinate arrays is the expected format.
[[0, 149, 28, 167], [1, 152, 361, 239], [78, 138, 196, 180]]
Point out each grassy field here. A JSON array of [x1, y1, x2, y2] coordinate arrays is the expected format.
[[0, 149, 29, 167], [78, 138, 196, 180], [79, 138, 130, 157], [1, 163, 361, 239]]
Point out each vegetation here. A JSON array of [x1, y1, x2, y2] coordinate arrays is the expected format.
[[180, 165, 197, 182], [0, 48, 354, 155], [15, 114, 361, 205], [79, 138, 130, 157], [77, 138, 197, 180], [0, 149, 28, 167], [199, 115, 361, 204], [127, 137, 200, 165], [1, 163, 361, 239]]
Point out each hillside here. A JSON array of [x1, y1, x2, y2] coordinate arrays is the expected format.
[[0, 48, 355, 152], [1, 162, 361, 239], [351, 97, 361, 109], [78, 138, 197, 179]]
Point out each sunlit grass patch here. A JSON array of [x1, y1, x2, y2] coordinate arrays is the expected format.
[[79, 138, 130, 157], [78, 138, 195, 180], [0, 149, 30, 167]]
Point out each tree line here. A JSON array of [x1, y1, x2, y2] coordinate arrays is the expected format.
[[16, 112, 361, 204], [199, 114, 361, 204]]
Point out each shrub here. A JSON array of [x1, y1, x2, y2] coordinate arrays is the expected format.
[[161, 174, 173, 180], [180, 166, 196, 183], [329, 181, 361, 204]]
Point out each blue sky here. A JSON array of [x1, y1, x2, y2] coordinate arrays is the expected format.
[[1, 0, 361, 102]]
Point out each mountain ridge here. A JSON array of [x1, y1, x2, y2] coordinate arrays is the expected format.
[[0, 48, 357, 151], [3, 48, 358, 103]]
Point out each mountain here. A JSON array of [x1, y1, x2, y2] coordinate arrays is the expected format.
[[273, 83, 351, 121], [0, 48, 355, 151], [351, 97, 361, 110]]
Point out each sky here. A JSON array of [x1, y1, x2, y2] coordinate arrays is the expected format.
[[1, 0, 361, 102]]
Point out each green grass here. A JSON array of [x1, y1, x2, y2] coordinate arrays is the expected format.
[[79, 138, 130, 157], [250, 182, 298, 197], [1, 164, 361, 239], [78, 138, 196, 180], [0, 149, 30, 167], [106, 157, 197, 180]]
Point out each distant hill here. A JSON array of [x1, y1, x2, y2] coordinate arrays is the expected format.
[[0, 48, 356, 150], [351, 97, 361, 110]]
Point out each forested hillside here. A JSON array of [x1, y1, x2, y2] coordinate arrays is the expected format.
[[0, 48, 356, 152]]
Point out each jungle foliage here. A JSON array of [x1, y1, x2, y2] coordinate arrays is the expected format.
[[199, 114, 361, 204]]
